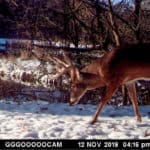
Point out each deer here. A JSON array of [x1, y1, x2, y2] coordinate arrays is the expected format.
[[48, 43, 150, 124]]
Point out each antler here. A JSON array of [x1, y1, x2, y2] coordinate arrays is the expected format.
[[48, 50, 74, 80], [32, 48, 75, 81]]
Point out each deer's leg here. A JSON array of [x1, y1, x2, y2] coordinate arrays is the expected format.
[[126, 83, 141, 122], [122, 85, 129, 105], [89, 82, 119, 124]]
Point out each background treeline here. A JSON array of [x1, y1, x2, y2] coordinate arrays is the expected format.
[[0, 0, 149, 105], [0, 0, 150, 48]]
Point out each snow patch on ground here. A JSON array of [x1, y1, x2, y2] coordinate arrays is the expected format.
[[0, 58, 54, 87], [0, 100, 149, 139]]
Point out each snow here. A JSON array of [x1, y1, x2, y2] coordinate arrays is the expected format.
[[0, 43, 5, 51], [0, 38, 98, 50], [0, 58, 54, 87], [0, 100, 149, 139]]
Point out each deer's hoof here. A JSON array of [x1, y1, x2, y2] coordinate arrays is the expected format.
[[136, 116, 142, 122], [89, 119, 97, 125]]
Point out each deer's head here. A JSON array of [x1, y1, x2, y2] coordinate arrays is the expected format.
[[69, 68, 87, 105], [69, 67, 105, 105], [49, 50, 104, 105]]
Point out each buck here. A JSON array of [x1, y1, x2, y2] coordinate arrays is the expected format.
[[49, 43, 150, 124]]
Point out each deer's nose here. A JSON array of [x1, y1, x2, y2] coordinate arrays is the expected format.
[[69, 102, 73, 106], [69, 98, 76, 106], [69, 101, 75, 106]]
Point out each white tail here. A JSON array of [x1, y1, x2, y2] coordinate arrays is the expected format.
[[49, 43, 150, 124]]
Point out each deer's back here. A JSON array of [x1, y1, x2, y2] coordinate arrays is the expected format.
[[111, 43, 150, 65]]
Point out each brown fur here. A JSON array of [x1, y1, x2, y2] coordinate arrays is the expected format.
[[69, 43, 150, 124]]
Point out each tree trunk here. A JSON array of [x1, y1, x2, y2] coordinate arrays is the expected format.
[[107, 0, 120, 46], [134, 0, 142, 43]]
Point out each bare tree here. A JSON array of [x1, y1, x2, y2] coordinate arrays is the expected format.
[[133, 0, 142, 43], [107, 0, 120, 46]]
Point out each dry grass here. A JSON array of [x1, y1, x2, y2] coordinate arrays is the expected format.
[[0, 79, 24, 99], [20, 50, 32, 60], [0, 79, 39, 101], [0, 79, 66, 103], [1, 42, 34, 60]]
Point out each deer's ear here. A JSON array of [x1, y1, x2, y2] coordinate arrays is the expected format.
[[75, 68, 82, 81]]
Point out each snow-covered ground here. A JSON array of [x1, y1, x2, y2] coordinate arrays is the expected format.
[[0, 100, 149, 139], [0, 57, 55, 88]]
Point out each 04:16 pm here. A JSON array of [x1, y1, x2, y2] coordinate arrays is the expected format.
[[123, 141, 139, 148]]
